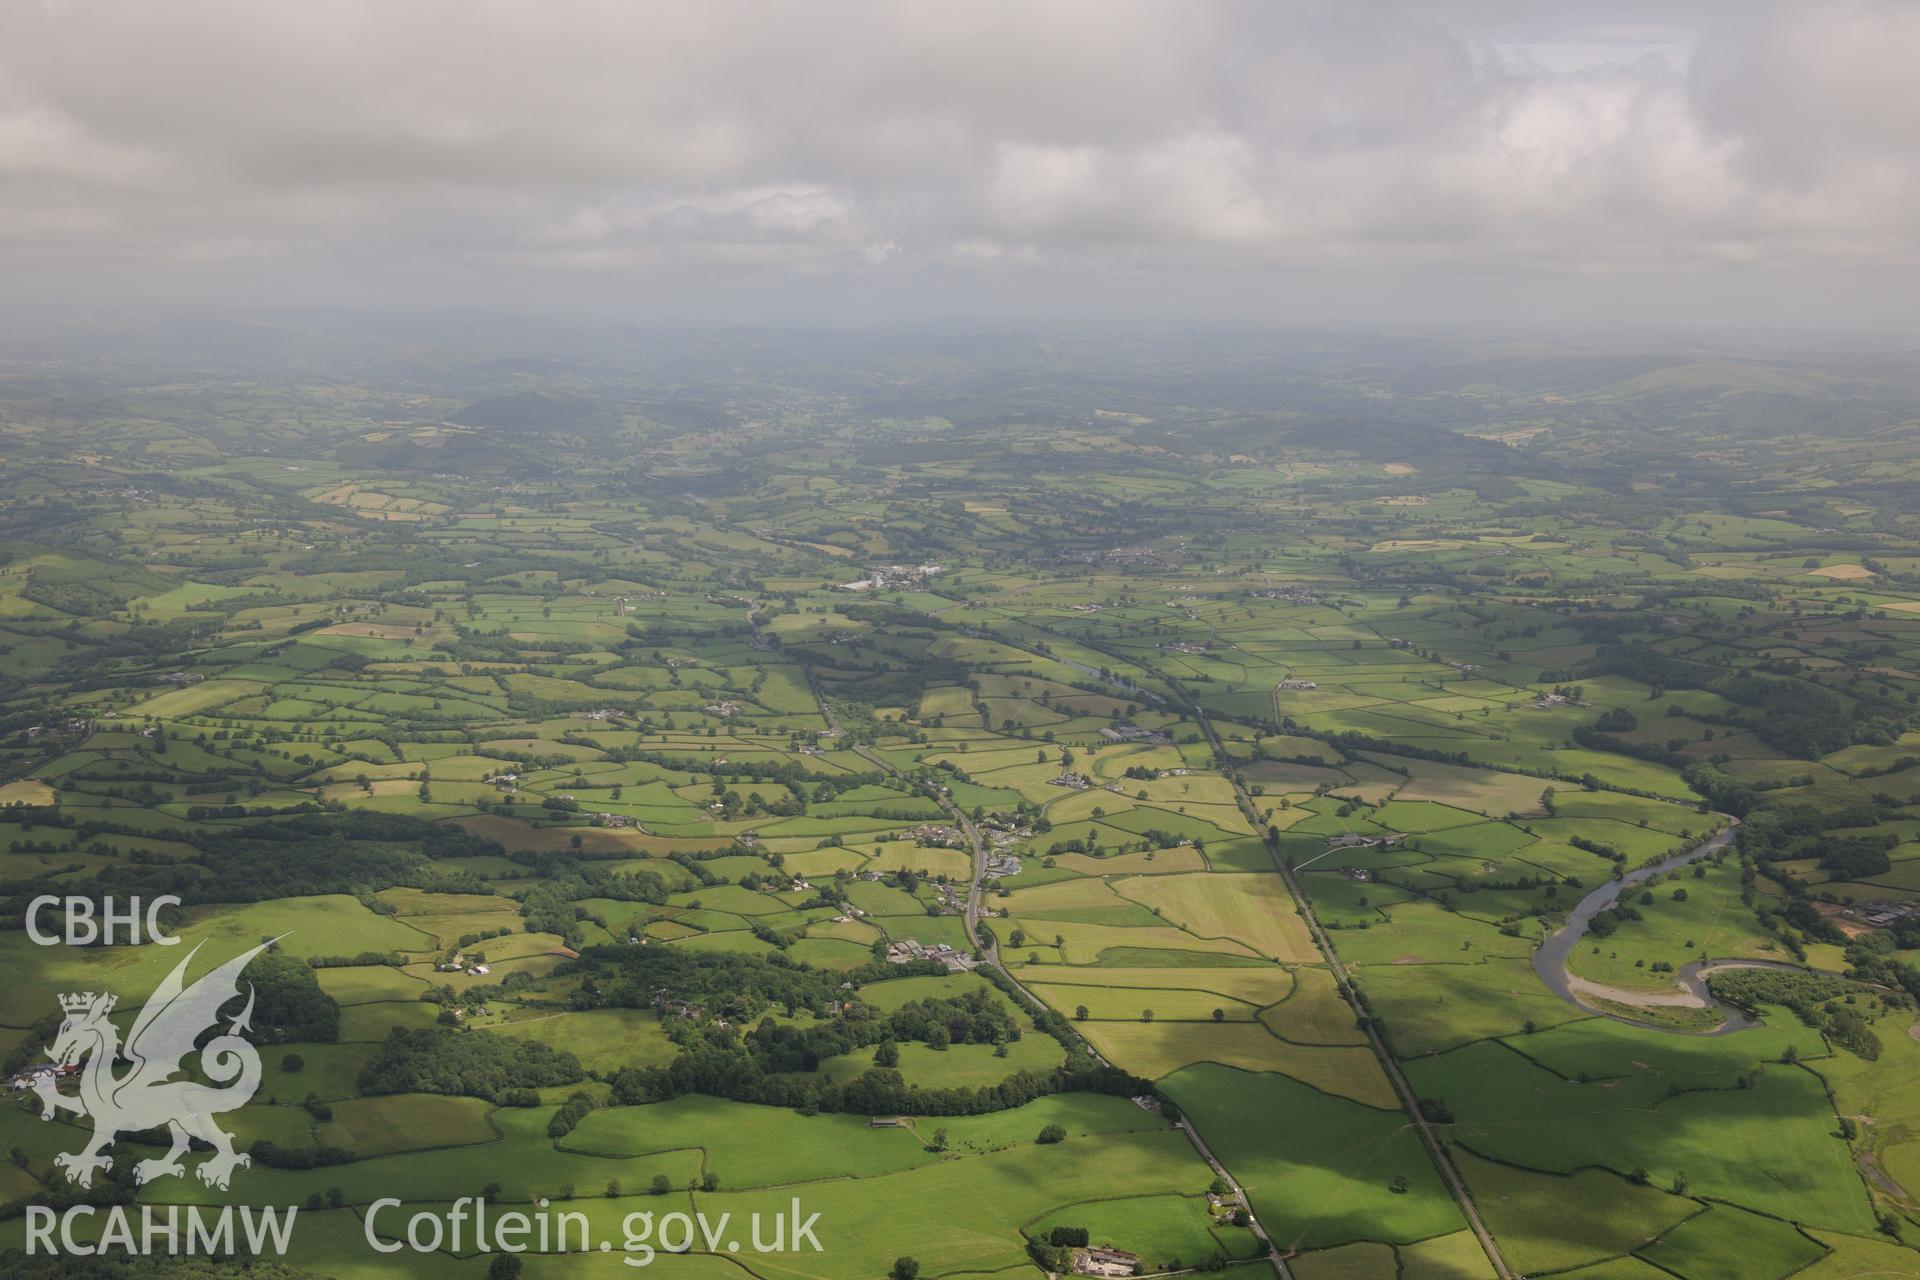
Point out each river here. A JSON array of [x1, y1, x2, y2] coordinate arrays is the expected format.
[[1529, 817, 1799, 1035]]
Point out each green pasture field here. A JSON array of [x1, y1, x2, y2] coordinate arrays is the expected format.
[[696, 1127, 1212, 1280], [1408, 1035, 1875, 1232], [1028, 1193, 1259, 1269], [1163, 1063, 1462, 1250], [485, 1008, 682, 1074], [813, 1033, 1066, 1090], [1080, 1018, 1397, 1105], [1451, 1147, 1695, 1275], [1633, 1204, 1827, 1280], [1354, 956, 1587, 1053], [1111, 872, 1320, 961]]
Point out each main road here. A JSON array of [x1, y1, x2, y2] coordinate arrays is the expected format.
[[1184, 701, 1514, 1280], [803, 667, 1296, 1278]]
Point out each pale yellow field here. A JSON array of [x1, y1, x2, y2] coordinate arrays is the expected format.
[[1051, 847, 1207, 876], [1076, 1020, 1398, 1106], [807, 918, 884, 946], [1027, 983, 1261, 1022], [319, 621, 423, 639], [0, 779, 57, 805], [1005, 876, 1139, 915], [1007, 918, 1261, 965], [1114, 872, 1320, 962], [867, 843, 971, 879], [124, 677, 269, 719], [1045, 788, 1143, 824], [916, 685, 977, 719], [1372, 754, 1552, 816], [1019, 964, 1296, 1006], [1370, 539, 1465, 552], [1259, 965, 1367, 1045], [1133, 773, 1242, 806]]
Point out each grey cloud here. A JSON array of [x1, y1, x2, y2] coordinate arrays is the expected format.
[[0, 0, 1915, 323]]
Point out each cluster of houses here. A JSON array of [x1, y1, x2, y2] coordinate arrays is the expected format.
[[1326, 833, 1403, 851], [979, 818, 1031, 846], [1049, 770, 1091, 790], [885, 938, 975, 972], [985, 852, 1022, 879], [1105, 541, 1173, 565], [650, 992, 732, 1028], [1854, 900, 1920, 928], [838, 563, 945, 592], [1255, 587, 1319, 604], [908, 822, 965, 847], [1057, 540, 1182, 567], [1529, 691, 1588, 709], [26, 717, 92, 739], [703, 700, 742, 718], [161, 671, 205, 685], [1206, 1187, 1247, 1217], [435, 953, 491, 977], [1156, 641, 1208, 655], [580, 707, 621, 721], [1278, 678, 1319, 691], [1074, 1247, 1142, 1277]]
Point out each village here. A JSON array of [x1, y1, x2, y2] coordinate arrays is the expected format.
[[839, 562, 945, 592]]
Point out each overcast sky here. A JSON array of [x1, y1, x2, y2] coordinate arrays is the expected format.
[[3, 0, 1917, 329]]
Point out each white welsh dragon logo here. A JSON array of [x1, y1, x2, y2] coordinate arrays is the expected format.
[[35, 939, 275, 1191]]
